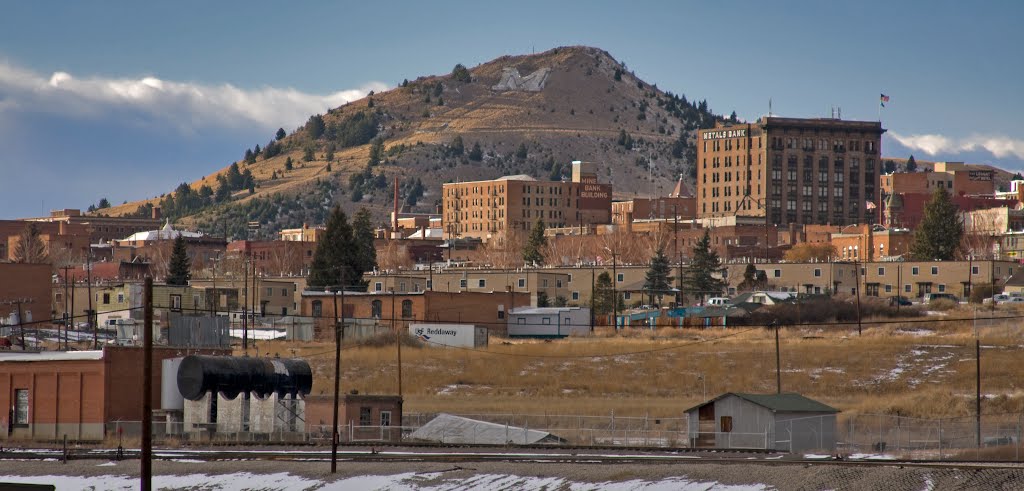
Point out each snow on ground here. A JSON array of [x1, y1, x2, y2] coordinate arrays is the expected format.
[[0, 472, 770, 491], [228, 329, 286, 340], [848, 453, 897, 460]]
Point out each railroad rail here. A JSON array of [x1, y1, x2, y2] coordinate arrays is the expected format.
[[2, 446, 1023, 470]]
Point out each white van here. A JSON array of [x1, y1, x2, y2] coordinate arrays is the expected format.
[[707, 297, 731, 307]]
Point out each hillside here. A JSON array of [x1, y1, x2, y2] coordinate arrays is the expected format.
[[102, 46, 722, 238]]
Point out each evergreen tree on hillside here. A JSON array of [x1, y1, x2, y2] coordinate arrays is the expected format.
[[451, 63, 471, 83], [523, 218, 547, 265], [276, 127, 287, 140], [166, 235, 191, 286], [227, 163, 243, 189], [98, 198, 111, 209], [306, 114, 325, 140], [244, 148, 255, 165], [515, 143, 528, 160], [642, 247, 673, 306], [352, 208, 377, 283], [368, 137, 385, 166], [682, 229, 725, 304], [468, 142, 483, 161], [449, 136, 464, 156], [12, 223, 47, 264], [910, 187, 963, 261], [303, 146, 315, 162]]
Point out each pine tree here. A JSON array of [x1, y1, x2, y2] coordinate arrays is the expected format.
[[515, 143, 528, 160], [276, 127, 287, 140], [303, 146, 315, 162], [910, 187, 963, 260], [12, 223, 48, 263], [244, 148, 255, 165], [308, 206, 356, 290], [906, 155, 918, 172], [97, 198, 111, 209], [449, 136, 464, 156], [285, 157, 294, 170], [451, 63, 471, 83], [306, 114, 325, 139], [468, 142, 483, 161], [523, 218, 547, 265], [352, 208, 378, 283], [682, 229, 725, 304], [737, 263, 766, 292], [166, 235, 191, 286], [593, 272, 615, 316], [642, 247, 673, 306], [368, 137, 385, 166]]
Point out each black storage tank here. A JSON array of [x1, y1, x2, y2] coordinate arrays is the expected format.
[[176, 355, 312, 401]]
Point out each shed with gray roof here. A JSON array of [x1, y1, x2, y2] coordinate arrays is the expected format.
[[685, 392, 839, 453]]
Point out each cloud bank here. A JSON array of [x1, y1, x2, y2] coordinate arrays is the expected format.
[[890, 131, 1024, 161], [0, 60, 388, 133]]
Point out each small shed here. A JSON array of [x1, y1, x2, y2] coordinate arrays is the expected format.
[[685, 392, 839, 453], [409, 413, 564, 445], [507, 307, 590, 338]]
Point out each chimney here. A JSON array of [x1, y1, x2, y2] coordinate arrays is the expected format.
[[152, 206, 162, 220], [392, 176, 400, 239]]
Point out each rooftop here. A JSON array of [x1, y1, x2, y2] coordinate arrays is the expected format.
[[686, 392, 839, 414]]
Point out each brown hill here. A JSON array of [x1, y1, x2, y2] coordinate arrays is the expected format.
[[103, 46, 721, 237]]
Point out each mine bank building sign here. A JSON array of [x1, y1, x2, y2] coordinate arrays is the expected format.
[[581, 184, 609, 200], [703, 129, 747, 140]]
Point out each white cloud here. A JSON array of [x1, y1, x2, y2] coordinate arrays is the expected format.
[[0, 60, 388, 133], [890, 131, 1024, 160]]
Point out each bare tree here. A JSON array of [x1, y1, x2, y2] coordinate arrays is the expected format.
[[12, 223, 48, 263], [377, 240, 414, 271]]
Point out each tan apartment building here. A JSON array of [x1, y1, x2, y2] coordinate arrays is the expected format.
[[278, 223, 325, 242], [723, 262, 858, 296], [859, 260, 1017, 299], [442, 161, 612, 242], [880, 162, 995, 197], [697, 117, 885, 226]]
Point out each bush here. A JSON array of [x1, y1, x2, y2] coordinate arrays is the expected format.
[[928, 298, 957, 311], [969, 283, 1002, 304]]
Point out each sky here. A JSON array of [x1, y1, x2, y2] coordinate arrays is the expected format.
[[1, 0, 1021, 218]]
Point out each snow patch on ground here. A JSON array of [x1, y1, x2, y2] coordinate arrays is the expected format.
[[0, 472, 771, 491]]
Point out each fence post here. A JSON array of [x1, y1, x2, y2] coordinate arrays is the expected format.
[[938, 418, 943, 460]]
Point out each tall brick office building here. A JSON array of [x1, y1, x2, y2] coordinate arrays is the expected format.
[[442, 161, 612, 243], [697, 117, 885, 226]]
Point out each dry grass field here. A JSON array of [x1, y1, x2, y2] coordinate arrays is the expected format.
[[238, 308, 1024, 421]]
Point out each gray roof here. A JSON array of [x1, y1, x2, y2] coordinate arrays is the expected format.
[[685, 392, 839, 414], [409, 413, 563, 445]]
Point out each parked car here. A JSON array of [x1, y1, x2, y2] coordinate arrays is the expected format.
[[923, 293, 958, 304], [984, 294, 1011, 305], [1003, 297, 1024, 305], [888, 296, 913, 306]]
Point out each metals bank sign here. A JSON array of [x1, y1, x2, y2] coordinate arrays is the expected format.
[[702, 129, 747, 140]]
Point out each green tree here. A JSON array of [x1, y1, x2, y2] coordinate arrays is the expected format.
[[352, 208, 378, 282], [309, 206, 378, 291], [227, 162, 243, 189], [537, 292, 550, 308], [449, 135, 464, 156], [303, 146, 315, 162], [682, 229, 726, 304], [166, 235, 191, 286], [214, 177, 231, 203], [736, 263, 767, 292], [468, 142, 483, 161], [306, 114, 325, 140], [285, 157, 294, 170], [368, 137, 385, 166], [593, 272, 615, 316], [883, 160, 897, 174], [613, 68, 623, 81], [12, 223, 48, 263], [244, 148, 256, 165], [276, 127, 287, 140], [910, 187, 964, 260], [906, 155, 918, 172], [97, 198, 111, 209], [451, 63, 471, 83], [515, 143, 528, 160], [643, 247, 673, 306], [523, 217, 547, 265]]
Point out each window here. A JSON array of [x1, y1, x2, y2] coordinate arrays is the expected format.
[[517, 317, 526, 324], [401, 299, 413, 319], [572, 291, 579, 301], [542, 317, 551, 325], [720, 416, 733, 433], [282, 288, 288, 296], [359, 407, 372, 426], [885, 284, 892, 293], [312, 300, 322, 317], [399, 282, 406, 291], [774, 269, 781, 278], [878, 267, 885, 276], [478, 279, 486, 288], [814, 269, 821, 277], [380, 411, 392, 427], [102, 293, 110, 304], [938, 284, 946, 293], [266, 287, 273, 297], [617, 273, 624, 282], [931, 267, 938, 275], [459, 279, 467, 288], [371, 300, 382, 318], [117, 293, 124, 304], [374, 282, 383, 292], [426, 279, 433, 290], [623, 292, 632, 300], [972, 266, 980, 275], [912, 267, 919, 275], [905, 284, 912, 293], [170, 294, 182, 311], [14, 389, 28, 425], [518, 278, 526, 288]]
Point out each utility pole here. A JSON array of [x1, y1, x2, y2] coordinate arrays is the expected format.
[[589, 263, 595, 331], [243, 253, 249, 351], [976, 338, 982, 448], [773, 320, 781, 394], [87, 252, 95, 349], [141, 276, 153, 491], [392, 288, 402, 398], [330, 280, 342, 473], [62, 266, 71, 351], [251, 259, 258, 349], [855, 258, 862, 336]]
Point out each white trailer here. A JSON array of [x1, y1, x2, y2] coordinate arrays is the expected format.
[[507, 307, 591, 338], [409, 323, 488, 348]]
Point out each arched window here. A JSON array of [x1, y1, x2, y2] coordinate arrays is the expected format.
[[401, 299, 413, 318], [312, 300, 322, 318], [371, 300, 382, 318]]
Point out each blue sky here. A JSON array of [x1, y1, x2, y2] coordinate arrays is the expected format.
[[1, 0, 1021, 218]]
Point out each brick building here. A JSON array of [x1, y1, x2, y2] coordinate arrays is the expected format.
[[697, 117, 885, 226], [829, 224, 913, 262], [0, 219, 91, 262], [612, 177, 696, 225], [301, 290, 530, 338], [0, 346, 223, 441], [442, 161, 612, 243], [226, 240, 315, 276], [0, 263, 52, 330], [25, 208, 163, 244], [880, 162, 995, 197], [305, 393, 403, 441]]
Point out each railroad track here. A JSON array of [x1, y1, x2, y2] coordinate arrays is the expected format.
[[2, 447, 1022, 470]]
